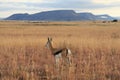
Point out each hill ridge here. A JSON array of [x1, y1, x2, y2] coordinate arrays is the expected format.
[[5, 10, 115, 21]]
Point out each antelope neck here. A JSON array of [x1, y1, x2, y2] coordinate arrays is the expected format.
[[48, 41, 67, 56]]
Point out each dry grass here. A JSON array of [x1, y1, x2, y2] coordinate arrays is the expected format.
[[0, 21, 120, 80]]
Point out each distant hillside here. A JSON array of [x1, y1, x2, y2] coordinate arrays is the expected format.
[[115, 17, 120, 20], [0, 18, 3, 20], [96, 14, 115, 21], [5, 10, 115, 21], [5, 13, 29, 20]]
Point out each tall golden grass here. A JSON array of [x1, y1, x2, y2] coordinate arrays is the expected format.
[[0, 21, 120, 80]]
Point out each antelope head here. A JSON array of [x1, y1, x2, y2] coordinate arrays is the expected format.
[[45, 37, 53, 49]]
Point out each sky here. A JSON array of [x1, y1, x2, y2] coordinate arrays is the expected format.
[[0, 0, 120, 18]]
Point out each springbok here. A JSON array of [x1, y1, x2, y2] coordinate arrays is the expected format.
[[45, 37, 72, 69]]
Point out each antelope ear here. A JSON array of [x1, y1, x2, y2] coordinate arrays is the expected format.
[[48, 37, 52, 41], [50, 37, 52, 41], [48, 37, 50, 40]]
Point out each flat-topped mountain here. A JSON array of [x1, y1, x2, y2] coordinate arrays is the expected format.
[[5, 10, 115, 21]]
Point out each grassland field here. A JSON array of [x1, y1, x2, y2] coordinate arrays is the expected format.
[[0, 21, 120, 80]]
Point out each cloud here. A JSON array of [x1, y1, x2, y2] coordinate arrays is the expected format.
[[92, 0, 120, 5], [0, 0, 43, 3], [19, 0, 107, 9], [88, 6, 120, 17], [0, 3, 26, 11], [0, 0, 119, 10]]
